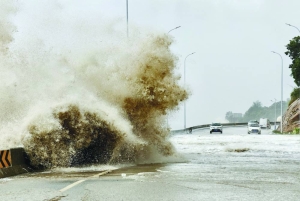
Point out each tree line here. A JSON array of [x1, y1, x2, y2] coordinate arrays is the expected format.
[[225, 100, 288, 123]]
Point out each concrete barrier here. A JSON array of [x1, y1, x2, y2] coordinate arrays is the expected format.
[[0, 148, 33, 178]]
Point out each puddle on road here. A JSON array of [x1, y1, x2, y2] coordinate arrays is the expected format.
[[107, 163, 167, 176], [23, 170, 109, 178]]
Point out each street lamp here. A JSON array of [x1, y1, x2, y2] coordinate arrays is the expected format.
[[166, 26, 181, 128], [286, 23, 300, 34], [184, 52, 196, 129], [271, 51, 283, 133], [168, 26, 181, 34], [271, 99, 277, 129], [126, 0, 129, 38]]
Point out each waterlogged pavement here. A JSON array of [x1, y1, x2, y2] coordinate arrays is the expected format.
[[167, 127, 300, 200], [1, 126, 300, 201]]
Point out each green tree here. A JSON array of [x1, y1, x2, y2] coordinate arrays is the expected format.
[[225, 100, 289, 123], [225, 111, 243, 123], [289, 87, 300, 106], [285, 36, 300, 86], [225, 111, 233, 122], [243, 101, 264, 122]]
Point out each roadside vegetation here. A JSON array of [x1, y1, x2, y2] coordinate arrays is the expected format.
[[225, 100, 288, 123], [285, 36, 300, 106], [292, 128, 300, 134], [272, 128, 300, 135], [272, 130, 282, 134], [288, 87, 300, 106]]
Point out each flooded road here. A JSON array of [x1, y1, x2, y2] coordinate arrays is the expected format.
[[1, 126, 300, 201]]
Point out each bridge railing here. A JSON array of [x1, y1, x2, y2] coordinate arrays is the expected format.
[[171, 121, 279, 134]]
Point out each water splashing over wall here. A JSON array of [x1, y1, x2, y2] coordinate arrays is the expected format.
[[0, 1, 188, 168]]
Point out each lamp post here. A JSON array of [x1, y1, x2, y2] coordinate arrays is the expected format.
[[168, 26, 181, 34], [184, 52, 196, 129], [271, 99, 277, 129], [126, 0, 129, 38], [165, 26, 181, 128], [271, 51, 283, 133]]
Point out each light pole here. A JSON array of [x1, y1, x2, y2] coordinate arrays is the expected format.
[[166, 26, 181, 128], [184, 52, 196, 129], [168, 26, 181, 34], [271, 51, 283, 133], [126, 0, 129, 38], [271, 99, 277, 129]]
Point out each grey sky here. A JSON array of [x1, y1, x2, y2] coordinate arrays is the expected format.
[[11, 0, 300, 130]]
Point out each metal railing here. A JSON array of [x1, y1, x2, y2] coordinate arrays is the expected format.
[[171, 122, 279, 134]]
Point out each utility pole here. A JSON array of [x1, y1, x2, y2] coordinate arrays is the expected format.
[[271, 51, 283, 133], [184, 52, 196, 129]]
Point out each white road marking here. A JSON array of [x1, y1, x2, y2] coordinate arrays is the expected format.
[[59, 180, 85, 192], [59, 170, 112, 192]]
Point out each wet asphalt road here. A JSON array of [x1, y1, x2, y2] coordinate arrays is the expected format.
[[1, 126, 300, 201]]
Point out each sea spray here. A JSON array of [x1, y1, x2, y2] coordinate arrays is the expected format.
[[22, 34, 188, 168], [0, 1, 188, 168], [0, 0, 16, 53], [22, 102, 146, 168]]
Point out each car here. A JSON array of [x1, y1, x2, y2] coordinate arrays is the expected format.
[[210, 123, 223, 134], [248, 123, 261, 134], [248, 120, 259, 126]]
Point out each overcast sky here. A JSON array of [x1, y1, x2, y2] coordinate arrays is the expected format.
[[11, 0, 300, 130]]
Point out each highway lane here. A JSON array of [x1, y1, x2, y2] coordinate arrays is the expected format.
[[1, 126, 300, 201]]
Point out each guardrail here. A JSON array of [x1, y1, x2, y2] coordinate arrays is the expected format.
[[171, 121, 279, 134]]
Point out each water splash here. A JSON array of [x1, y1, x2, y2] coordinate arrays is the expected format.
[[0, 1, 188, 168]]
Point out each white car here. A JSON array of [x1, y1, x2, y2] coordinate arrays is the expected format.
[[210, 123, 223, 134], [248, 123, 261, 134]]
